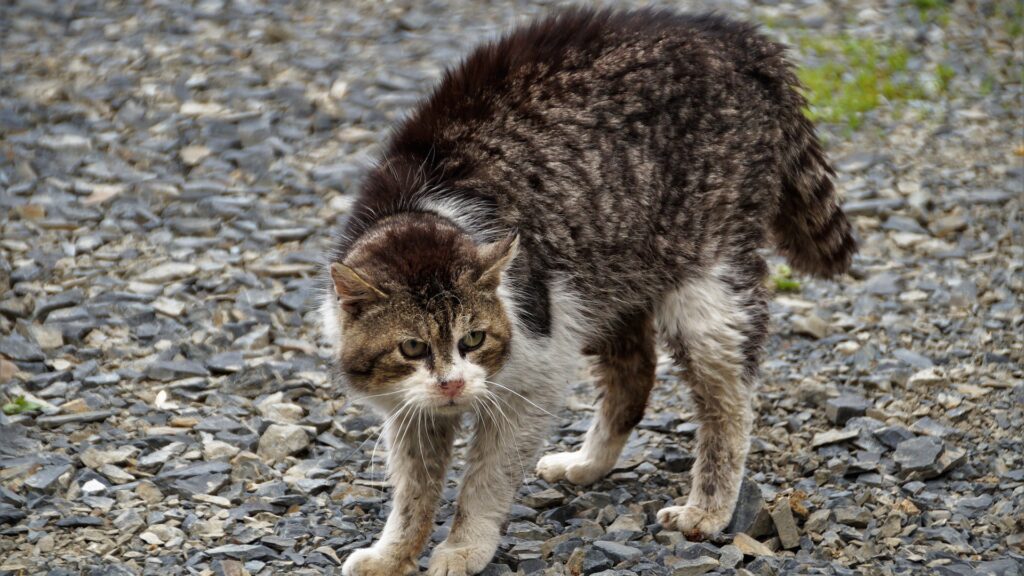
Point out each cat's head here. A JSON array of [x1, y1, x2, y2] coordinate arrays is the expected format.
[[323, 213, 517, 414]]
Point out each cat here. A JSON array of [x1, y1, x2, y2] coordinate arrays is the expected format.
[[322, 7, 856, 576]]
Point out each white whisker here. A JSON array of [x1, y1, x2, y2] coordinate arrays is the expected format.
[[485, 380, 558, 418]]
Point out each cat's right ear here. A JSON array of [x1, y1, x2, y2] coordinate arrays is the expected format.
[[331, 262, 386, 314], [476, 234, 519, 290]]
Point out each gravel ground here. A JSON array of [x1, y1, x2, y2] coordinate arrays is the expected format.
[[1, 0, 1022, 575]]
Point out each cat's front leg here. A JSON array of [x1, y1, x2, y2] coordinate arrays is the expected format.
[[343, 412, 458, 576], [428, 398, 550, 576]]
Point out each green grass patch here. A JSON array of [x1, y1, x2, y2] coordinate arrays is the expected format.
[[912, 0, 952, 25], [795, 34, 937, 130], [770, 264, 802, 293], [3, 396, 44, 415], [1004, 2, 1023, 38]]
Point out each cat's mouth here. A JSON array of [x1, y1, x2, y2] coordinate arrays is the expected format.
[[425, 392, 481, 414], [432, 401, 469, 415]]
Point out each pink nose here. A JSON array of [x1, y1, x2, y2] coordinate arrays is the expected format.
[[438, 379, 465, 399]]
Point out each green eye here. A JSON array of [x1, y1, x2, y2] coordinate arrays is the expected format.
[[459, 331, 486, 352], [399, 339, 429, 359]]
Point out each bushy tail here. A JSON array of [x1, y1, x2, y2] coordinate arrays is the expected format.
[[772, 114, 857, 278]]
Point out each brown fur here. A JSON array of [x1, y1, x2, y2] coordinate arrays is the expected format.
[[585, 311, 658, 436]]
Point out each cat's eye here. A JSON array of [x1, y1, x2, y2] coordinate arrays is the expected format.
[[399, 339, 429, 359], [459, 331, 486, 352]]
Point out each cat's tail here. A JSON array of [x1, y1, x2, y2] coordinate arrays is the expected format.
[[772, 115, 857, 279]]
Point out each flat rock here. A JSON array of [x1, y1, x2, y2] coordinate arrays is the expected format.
[[726, 476, 773, 538], [592, 540, 642, 563], [137, 263, 198, 283], [669, 556, 720, 576], [81, 446, 137, 469], [812, 428, 859, 448], [257, 424, 310, 462], [36, 410, 114, 428], [825, 396, 871, 426], [770, 498, 800, 549], [521, 488, 565, 509], [894, 436, 945, 479], [0, 334, 45, 362], [732, 533, 773, 557]]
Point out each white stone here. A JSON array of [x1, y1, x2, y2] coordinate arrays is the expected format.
[[137, 262, 198, 283], [835, 341, 861, 355], [29, 325, 63, 350], [81, 446, 137, 469], [82, 479, 107, 494], [180, 145, 211, 166], [259, 402, 304, 424], [908, 367, 946, 386], [257, 424, 310, 463], [203, 439, 240, 461], [792, 314, 829, 339], [153, 297, 186, 317]]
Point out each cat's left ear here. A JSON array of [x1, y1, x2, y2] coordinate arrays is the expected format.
[[331, 262, 387, 314], [477, 234, 519, 290]]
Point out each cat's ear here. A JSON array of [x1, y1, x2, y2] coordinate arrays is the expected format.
[[331, 262, 386, 313], [476, 234, 519, 290]]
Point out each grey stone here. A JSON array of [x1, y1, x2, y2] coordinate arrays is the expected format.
[[25, 464, 72, 491], [207, 544, 277, 561], [874, 425, 914, 449], [864, 272, 902, 295], [55, 515, 104, 528], [592, 540, 641, 563], [834, 506, 871, 528], [36, 410, 114, 428], [521, 488, 565, 509], [770, 499, 800, 549], [669, 557, 720, 576], [892, 348, 934, 369], [825, 396, 871, 426], [894, 436, 944, 477], [207, 351, 244, 374], [843, 198, 905, 216], [146, 359, 209, 381], [726, 476, 773, 538], [0, 334, 45, 361], [33, 289, 85, 320], [157, 459, 230, 478]]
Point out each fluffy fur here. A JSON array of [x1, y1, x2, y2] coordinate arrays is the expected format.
[[323, 8, 855, 576]]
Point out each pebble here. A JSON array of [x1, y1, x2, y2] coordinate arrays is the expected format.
[[732, 533, 774, 557], [257, 424, 310, 463], [136, 262, 198, 283], [668, 556, 720, 576], [894, 436, 945, 478], [770, 499, 800, 549], [825, 396, 871, 425], [811, 428, 860, 448], [593, 540, 642, 563], [791, 314, 830, 339]]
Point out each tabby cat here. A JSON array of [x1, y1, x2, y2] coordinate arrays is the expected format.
[[322, 8, 856, 576]]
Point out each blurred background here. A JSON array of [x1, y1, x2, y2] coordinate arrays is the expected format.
[[1, 1, 1021, 575]]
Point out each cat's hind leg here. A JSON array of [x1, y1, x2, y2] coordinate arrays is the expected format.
[[654, 260, 767, 537], [535, 310, 656, 486]]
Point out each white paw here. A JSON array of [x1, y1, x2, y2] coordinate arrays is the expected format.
[[427, 541, 494, 576], [536, 450, 613, 486], [342, 546, 416, 576], [657, 504, 731, 538]]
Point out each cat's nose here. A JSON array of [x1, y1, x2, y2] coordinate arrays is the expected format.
[[438, 379, 465, 399]]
